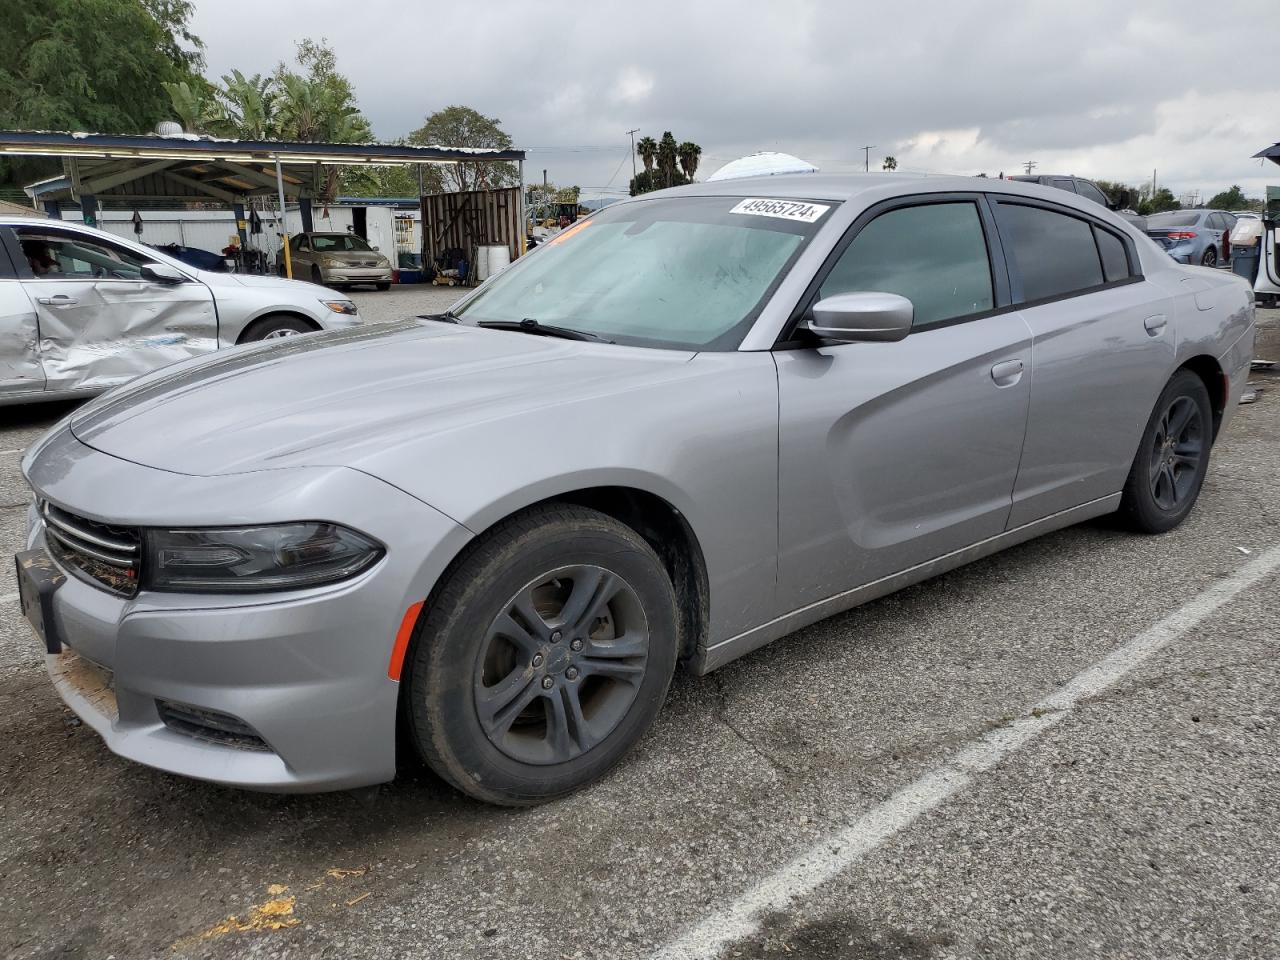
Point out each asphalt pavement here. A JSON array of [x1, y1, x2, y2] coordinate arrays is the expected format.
[[0, 308, 1277, 960]]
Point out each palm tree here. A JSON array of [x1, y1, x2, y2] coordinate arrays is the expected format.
[[657, 132, 678, 188], [678, 142, 702, 182], [217, 70, 276, 140], [637, 136, 657, 173], [162, 80, 223, 134], [882, 156, 898, 171]]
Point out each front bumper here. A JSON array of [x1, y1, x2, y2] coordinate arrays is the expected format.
[[324, 267, 392, 283], [22, 428, 471, 792]]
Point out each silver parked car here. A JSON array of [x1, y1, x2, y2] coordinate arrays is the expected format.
[[18, 175, 1255, 805], [1145, 209, 1238, 267], [275, 231, 393, 290], [0, 216, 362, 405]]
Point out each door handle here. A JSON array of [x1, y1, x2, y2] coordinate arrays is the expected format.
[[1143, 315, 1167, 336], [35, 295, 78, 306], [990, 358, 1024, 387]]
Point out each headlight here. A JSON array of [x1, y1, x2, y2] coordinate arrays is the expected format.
[[321, 299, 358, 315], [322, 255, 343, 266], [145, 523, 383, 593]]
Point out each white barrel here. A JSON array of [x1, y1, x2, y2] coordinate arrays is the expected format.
[[472, 245, 490, 283], [484, 244, 510, 277]]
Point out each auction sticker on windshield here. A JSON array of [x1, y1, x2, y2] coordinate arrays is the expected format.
[[730, 198, 830, 223]]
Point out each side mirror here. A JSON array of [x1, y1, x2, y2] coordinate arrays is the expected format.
[[371, 245, 380, 252], [140, 262, 187, 284], [807, 292, 913, 343], [1110, 189, 1132, 212]]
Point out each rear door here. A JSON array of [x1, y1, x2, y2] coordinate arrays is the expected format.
[[774, 194, 1033, 611], [989, 197, 1174, 527], [0, 228, 44, 398], [14, 224, 217, 393]]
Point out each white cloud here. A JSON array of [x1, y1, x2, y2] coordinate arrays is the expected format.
[[188, 0, 1280, 200]]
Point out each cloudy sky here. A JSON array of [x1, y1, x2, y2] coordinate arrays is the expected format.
[[190, 0, 1280, 202]]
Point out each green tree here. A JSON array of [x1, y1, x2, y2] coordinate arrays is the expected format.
[[0, 0, 205, 185], [1137, 186, 1180, 216], [408, 105, 518, 192], [678, 142, 702, 181], [657, 132, 678, 188], [1207, 185, 1249, 210], [1092, 179, 1134, 208], [636, 136, 657, 173], [882, 156, 898, 171]]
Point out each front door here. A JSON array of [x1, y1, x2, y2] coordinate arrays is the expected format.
[[13, 224, 218, 393], [775, 196, 1033, 612]]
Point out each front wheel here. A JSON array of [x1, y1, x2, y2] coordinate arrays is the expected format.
[[240, 314, 316, 341], [403, 504, 679, 806], [1118, 369, 1212, 533]]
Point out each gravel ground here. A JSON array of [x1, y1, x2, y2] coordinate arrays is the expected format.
[[0, 309, 1276, 960], [347, 283, 465, 325]]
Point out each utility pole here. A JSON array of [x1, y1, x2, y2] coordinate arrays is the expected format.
[[860, 145, 875, 172], [627, 128, 639, 181], [1023, 160, 1037, 176]]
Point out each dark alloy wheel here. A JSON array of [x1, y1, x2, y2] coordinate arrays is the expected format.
[[1200, 246, 1218, 268], [475, 565, 649, 765], [1119, 369, 1213, 533], [403, 504, 679, 805]]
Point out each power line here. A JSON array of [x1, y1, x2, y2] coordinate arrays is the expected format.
[[1023, 160, 1037, 175], [626, 128, 639, 182], [860, 145, 875, 172]]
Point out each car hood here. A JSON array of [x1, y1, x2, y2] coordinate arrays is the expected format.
[[196, 271, 325, 293], [69, 320, 696, 477]]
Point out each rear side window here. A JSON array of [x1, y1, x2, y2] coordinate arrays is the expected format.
[[1075, 180, 1108, 206], [994, 203, 1103, 302], [1094, 226, 1130, 283], [818, 202, 994, 329], [1051, 178, 1076, 193]]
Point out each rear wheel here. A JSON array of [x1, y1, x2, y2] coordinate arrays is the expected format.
[[403, 504, 679, 806], [1200, 247, 1218, 268], [1118, 369, 1212, 533]]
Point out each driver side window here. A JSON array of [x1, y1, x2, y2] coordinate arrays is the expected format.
[[819, 202, 995, 330], [18, 228, 149, 281]]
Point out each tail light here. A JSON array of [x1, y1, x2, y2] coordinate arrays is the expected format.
[[1166, 231, 1198, 240]]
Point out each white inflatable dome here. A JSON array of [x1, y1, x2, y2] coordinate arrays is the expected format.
[[706, 152, 819, 182]]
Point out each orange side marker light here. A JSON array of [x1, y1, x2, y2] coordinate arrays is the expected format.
[[388, 601, 424, 682]]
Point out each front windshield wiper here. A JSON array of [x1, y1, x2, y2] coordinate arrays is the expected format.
[[476, 318, 613, 343], [419, 309, 459, 323]]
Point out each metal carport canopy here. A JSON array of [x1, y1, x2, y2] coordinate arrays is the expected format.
[[1253, 143, 1280, 166], [1, 129, 524, 205]]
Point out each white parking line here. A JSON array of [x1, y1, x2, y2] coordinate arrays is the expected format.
[[655, 543, 1280, 960], [0, 448, 25, 456]]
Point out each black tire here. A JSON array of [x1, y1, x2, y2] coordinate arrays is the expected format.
[[375, 282, 391, 291], [1119, 369, 1213, 534], [1200, 247, 1218, 268], [403, 504, 679, 806], [240, 314, 316, 342]]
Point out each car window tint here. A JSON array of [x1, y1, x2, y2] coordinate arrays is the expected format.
[[819, 202, 994, 329], [1094, 227, 1130, 283], [1076, 180, 1107, 206], [1148, 212, 1199, 228], [1051, 178, 1077, 193], [996, 203, 1104, 302], [17, 228, 149, 280], [311, 234, 372, 252]]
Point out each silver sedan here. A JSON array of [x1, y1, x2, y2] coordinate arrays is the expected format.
[[1, 216, 362, 405], [18, 175, 1255, 804]]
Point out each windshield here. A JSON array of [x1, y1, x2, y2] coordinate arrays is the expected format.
[[1148, 212, 1200, 227], [310, 234, 373, 252], [455, 196, 830, 349]]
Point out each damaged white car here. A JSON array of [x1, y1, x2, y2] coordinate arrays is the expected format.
[[0, 216, 362, 405]]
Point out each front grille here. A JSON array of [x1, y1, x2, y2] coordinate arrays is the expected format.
[[156, 700, 271, 751], [41, 501, 142, 597]]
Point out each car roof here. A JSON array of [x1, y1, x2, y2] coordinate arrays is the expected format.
[[651, 172, 989, 202]]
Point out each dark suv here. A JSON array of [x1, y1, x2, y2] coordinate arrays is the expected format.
[[1007, 174, 1146, 231]]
